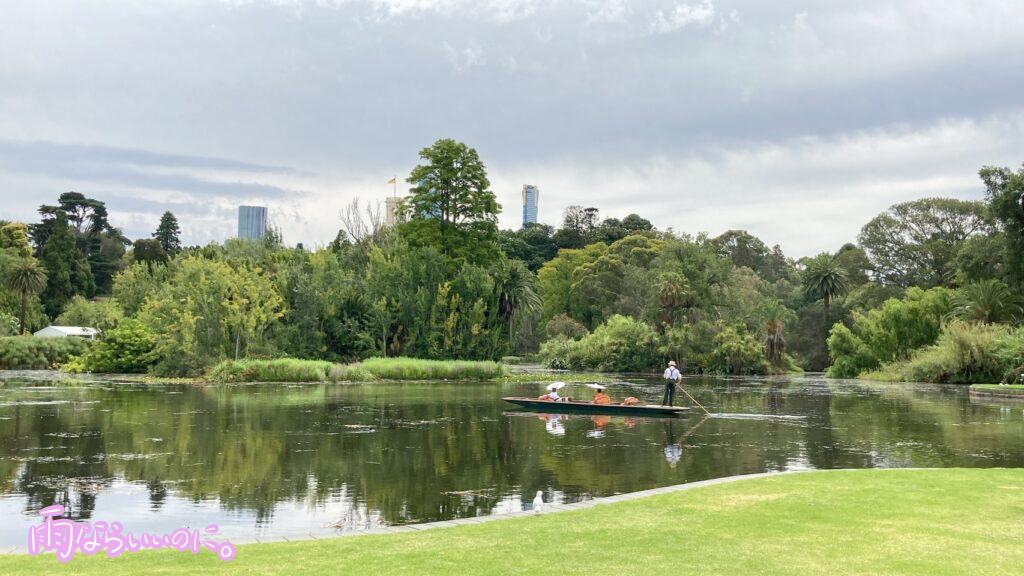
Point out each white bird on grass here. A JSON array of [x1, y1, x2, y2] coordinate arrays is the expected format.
[[532, 490, 544, 513]]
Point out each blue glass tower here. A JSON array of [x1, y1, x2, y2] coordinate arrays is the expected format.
[[522, 184, 539, 228], [238, 205, 268, 240]]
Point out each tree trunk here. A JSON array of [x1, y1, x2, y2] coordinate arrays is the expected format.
[[18, 292, 27, 335], [823, 295, 831, 324], [234, 332, 241, 360]]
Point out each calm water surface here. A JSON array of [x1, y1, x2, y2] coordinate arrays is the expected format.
[[1, 371, 1022, 545]]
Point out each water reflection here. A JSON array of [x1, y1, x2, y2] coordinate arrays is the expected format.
[[0, 373, 1023, 545]]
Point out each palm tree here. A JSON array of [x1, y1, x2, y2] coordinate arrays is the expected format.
[[5, 259, 48, 334], [657, 272, 690, 328], [495, 259, 541, 343], [759, 299, 795, 366], [951, 279, 1023, 324], [802, 253, 849, 321]]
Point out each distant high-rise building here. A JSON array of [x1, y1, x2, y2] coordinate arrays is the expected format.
[[238, 205, 268, 240], [522, 184, 539, 227]]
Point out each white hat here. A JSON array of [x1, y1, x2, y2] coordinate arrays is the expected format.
[[668, 360, 676, 366], [546, 381, 566, 391], [585, 383, 606, 391]]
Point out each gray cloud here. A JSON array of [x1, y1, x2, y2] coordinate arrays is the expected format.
[[1, 0, 1023, 253]]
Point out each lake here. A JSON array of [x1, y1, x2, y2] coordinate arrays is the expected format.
[[1, 371, 1022, 546]]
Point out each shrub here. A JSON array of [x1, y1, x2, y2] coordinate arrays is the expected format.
[[661, 322, 718, 373], [54, 296, 124, 332], [0, 336, 90, 369], [708, 326, 770, 375], [64, 319, 158, 374], [500, 355, 522, 365], [827, 287, 955, 377], [544, 314, 589, 340], [871, 322, 1021, 384], [827, 324, 879, 378], [541, 315, 659, 372]]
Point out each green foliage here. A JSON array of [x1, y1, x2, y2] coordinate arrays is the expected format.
[[858, 197, 994, 288], [951, 280, 1022, 324], [65, 319, 158, 373], [0, 336, 89, 369], [55, 296, 124, 332], [39, 211, 95, 317], [802, 252, 849, 320], [954, 234, 1006, 285], [209, 356, 505, 382], [140, 256, 285, 375], [827, 287, 955, 378], [4, 257, 48, 334], [711, 230, 796, 283], [401, 138, 500, 264], [356, 357, 505, 380], [980, 164, 1024, 290], [498, 224, 558, 272], [758, 299, 795, 368], [153, 211, 181, 253], [869, 321, 1019, 384], [112, 261, 169, 316], [0, 311, 17, 336], [544, 313, 589, 340], [0, 222, 33, 258], [131, 238, 168, 265], [541, 315, 660, 372], [209, 358, 335, 382], [709, 326, 771, 375]]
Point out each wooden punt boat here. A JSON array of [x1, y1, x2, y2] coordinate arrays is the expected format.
[[501, 397, 689, 417]]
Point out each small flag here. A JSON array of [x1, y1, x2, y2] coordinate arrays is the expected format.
[[387, 177, 396, 184]]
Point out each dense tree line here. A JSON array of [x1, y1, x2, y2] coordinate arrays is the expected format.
[[2, 144, 1022, 380]]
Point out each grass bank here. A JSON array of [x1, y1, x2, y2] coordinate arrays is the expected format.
[[207, 357, 506, 383], [4, 468, 1023, 575], [970, 384, 1024, 397]]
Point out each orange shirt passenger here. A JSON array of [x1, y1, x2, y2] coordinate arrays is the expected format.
[[592, 391, 612, 405]]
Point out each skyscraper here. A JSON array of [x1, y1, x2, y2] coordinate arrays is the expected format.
[[238, 205, 268, 240], [522, 184, 539, 227]]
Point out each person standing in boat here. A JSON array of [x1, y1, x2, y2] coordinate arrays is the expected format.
[[662, 360, 682, 406]]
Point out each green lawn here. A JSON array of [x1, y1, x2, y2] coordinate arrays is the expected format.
[[4, 468, 1023, 575], [972, 384, 1024, 392]]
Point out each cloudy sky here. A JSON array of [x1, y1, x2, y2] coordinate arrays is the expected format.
[[2, 0, 1023, 257]]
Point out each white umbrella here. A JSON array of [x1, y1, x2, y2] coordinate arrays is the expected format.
[[545, 381, 566, 391]]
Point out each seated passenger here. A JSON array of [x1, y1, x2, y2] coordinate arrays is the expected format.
[[587, 384, 612, 405], [621, 396, 643, 406], [539, 382, 566, 401]]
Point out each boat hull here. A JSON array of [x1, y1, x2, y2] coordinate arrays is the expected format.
[[502, 397, 689, 417]]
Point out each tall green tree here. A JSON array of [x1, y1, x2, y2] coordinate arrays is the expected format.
[[758, 299, 795, 367], [403, 139, 500, 264], [39, 211, 95, 317], [980, 164, 1024, 290], [494, 259, 541, 343], [4, 259, 47, 334], [802, 253, 849, 321], [153, 211, 182, 254], [858, 198, 994, 288]]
